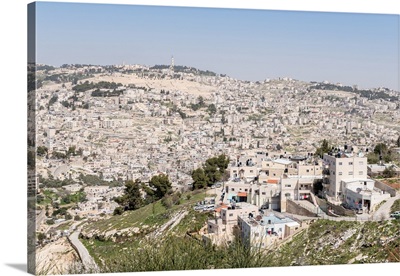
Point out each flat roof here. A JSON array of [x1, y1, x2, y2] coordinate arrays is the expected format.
[[274, 159, 292, 165]]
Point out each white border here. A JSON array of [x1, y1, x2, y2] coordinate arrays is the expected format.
[[0, 1, 399, 276]]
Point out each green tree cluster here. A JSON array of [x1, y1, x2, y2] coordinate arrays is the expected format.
[[191, 96, 206, 111], [192, 154, 229, 189], [114, 175, 172, 215], [367, 143, 393, 164], [149, 174, 172, 200], [115, 180, 143, 211]]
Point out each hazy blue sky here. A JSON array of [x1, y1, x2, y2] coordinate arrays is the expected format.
[[35, 2, 399, 90]]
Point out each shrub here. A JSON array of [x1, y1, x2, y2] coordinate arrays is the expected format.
[[113, 207, 124, 216], [161, 196, 173, 209]]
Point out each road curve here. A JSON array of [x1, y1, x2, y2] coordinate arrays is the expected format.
[[373, 193, 400, 221], [68, 229, 100, 273]]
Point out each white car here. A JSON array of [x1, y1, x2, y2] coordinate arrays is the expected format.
[[193, 206, 204, 211]]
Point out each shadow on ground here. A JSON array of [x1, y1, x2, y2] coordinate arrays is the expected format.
[[5, 263, 27, 273]]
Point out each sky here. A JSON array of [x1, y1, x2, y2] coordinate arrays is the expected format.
[[34, 2, 399, 90], [0, 1, 399, 276]]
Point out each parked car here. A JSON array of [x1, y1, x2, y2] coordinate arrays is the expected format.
[[390, 211, 400, 218]]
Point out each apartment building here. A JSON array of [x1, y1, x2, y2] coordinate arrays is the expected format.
[[204, 202, 258, 245], [323, 151, 368, 200]]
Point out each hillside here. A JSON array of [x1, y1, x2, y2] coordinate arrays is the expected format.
[[77, 198, 400, 273], [266, 219, 400, 266]]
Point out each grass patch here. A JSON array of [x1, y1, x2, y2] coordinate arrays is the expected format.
[[83, 190, 206, 233], [54, 221, 74, 231], [391, 199, 400, 213]]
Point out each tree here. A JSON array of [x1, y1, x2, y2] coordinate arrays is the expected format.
[[207, 104, 217, 115], [374, 143, 388, 155], [191, 168, 209, 189], [48, 95, 58, 107], [202, 154, 230, 186], [67, 146, 76, 156], [113, 207, 124, 215], [115, 179, 143, 211], [397, 136, 400, 147], [383, 167, 396, 178], [37, 232, 46, 244], [37, 146, 48, 157], [149, 174, 172, 199], [315, 139, 330, 158]]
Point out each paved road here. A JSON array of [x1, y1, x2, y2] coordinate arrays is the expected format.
[[373, 193, 400, 220], [36, 209, 46, 227], [68, 228, 99, 273]]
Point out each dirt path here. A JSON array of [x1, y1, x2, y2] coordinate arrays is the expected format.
[[148, 210, 189, 238]]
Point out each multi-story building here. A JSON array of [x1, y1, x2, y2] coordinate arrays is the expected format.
[[323, 151, 368, 201], [204, 202, 258, 245]]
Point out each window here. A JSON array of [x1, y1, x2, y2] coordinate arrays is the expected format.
[[222, 228, 226, 232], [339, 172, 343, 175], [262, 192, 266, 195], [339, 162, 342, 165], [359, 171, 363, 175], [306, 169, 310, 173], [285, 184, 291, 187], [229, 213, 233, 217], [349, 162, 353, 165], [349, 172, 353, 175], [250, 170, 254, 173], [245, 189, 248, 192], [231, 188, 235, 191]]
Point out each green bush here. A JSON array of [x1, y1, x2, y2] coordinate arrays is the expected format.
[[161, 196, 173, 209], [113, 207, 124, 216]]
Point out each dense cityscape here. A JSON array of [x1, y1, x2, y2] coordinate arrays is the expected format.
[[28, 61, 400, 274]]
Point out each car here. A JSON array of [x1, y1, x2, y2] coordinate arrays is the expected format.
[[193, 206, 204, 211], [390, 211, 400, 218]]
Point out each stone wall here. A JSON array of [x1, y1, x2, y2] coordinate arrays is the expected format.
[[286, 200, 317, 217], [374, 180, 397, 197]]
